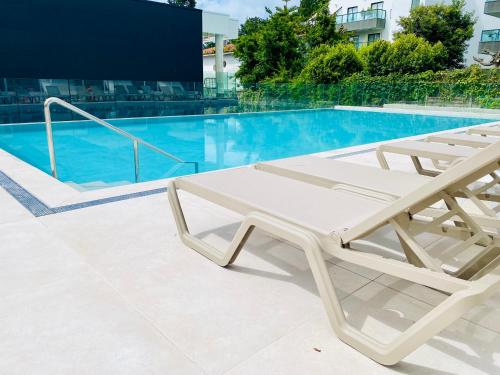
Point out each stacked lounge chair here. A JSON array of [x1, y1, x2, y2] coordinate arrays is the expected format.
[[376, 122, 500, 176], [375, 126, 499, 218]]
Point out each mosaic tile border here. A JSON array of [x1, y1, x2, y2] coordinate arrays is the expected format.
[[0, 170, 167, 217]]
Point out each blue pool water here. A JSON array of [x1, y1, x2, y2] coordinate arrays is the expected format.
[[0, 109, 491, 186]]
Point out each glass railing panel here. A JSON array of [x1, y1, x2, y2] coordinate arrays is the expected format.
[[336, 9, 386, 24], [481, 29, 500, 42], [2, 78, 499, 125], [235, 82, 500, 111], [135, 142, 199, 182]]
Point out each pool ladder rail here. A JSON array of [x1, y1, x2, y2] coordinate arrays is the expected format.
[[44, 97, 199, 183]]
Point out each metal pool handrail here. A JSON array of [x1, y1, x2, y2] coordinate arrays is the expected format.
[[44, 97, 198, 183]]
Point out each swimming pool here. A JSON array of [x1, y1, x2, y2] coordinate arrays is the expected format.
[[0, 109, 491, 188]]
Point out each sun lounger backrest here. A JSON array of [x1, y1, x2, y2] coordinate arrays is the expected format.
[[343, 140, 500, 242]]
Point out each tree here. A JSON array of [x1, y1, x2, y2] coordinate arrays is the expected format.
[[235, 8, 302, 83], [256, 8, 302, 81], [167, 0, 196, 7], [234, 33, 262, 84], [299, 0, 330, 18], [239, 17, 266, 36], [397, 0, 475, 68], [305, 3, 349, 48], [299, 43, 364, 83]]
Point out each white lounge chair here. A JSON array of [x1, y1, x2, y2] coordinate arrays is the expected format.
[[168, 142, 500, 365], [376, 140, 478, 176], [426, 133, 497, 148], [256, 154, 500, 223]]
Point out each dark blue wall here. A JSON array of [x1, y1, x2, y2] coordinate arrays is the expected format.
[[0, 0, 202, 82]]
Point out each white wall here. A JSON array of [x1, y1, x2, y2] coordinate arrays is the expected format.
[[203, 53, 240, 76], [330, 0, 500, 66]]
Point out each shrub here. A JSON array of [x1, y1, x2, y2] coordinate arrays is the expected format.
[[298, 43, 364, 84], [384, 34, 447, 74], [359, 40, 391, 76], [361, 34, 447, 75]]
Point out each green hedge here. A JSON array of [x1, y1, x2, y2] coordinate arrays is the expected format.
[[239, 66, 500, 109]]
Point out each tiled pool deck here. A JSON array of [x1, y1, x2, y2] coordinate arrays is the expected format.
[[1, 115, 500, 374]]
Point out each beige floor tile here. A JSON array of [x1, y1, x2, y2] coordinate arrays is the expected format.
[[0, 219, 88, 300], [38, 194, 174, 269], [0, 188, 33, 225], [0, 271, 204, 375]]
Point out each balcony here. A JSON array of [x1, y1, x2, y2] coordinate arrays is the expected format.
[[485, 0, 500, 17], [336, 9, 386, 32], [478, 29, 500, 53]]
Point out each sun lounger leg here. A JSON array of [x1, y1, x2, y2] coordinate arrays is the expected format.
[[168, 181, 254, 266], [376, 147, 390, 170]]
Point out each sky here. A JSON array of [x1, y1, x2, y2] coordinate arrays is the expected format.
[[196, 0, 300, 23]]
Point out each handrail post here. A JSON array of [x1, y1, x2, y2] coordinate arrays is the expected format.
[[133, 139, 140, 183], [44, 101, 58, 179]]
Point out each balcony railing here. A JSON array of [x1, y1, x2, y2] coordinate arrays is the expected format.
[[481, 29, 500, 42], [336, 9, 386, 32], [479, 29, 500, 53], [336, 9, 386, 24], [485, 0, 500, 18]]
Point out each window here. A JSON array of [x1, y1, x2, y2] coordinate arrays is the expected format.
[[481, 29, 500, 42], [411, 0, 421, 9], [371, 2, 384, 10], [368, 33, 381, 44], [347, 6, 358, 22]]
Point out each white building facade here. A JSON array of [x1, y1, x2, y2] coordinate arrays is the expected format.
[[330, 0, 500, 66]]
